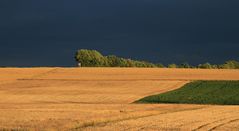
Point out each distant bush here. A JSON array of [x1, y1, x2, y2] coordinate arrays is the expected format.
[[198, 62, 212, 69], [168, 64, 177, 68], [178, 62, 191, 68], [219, 60, 239, 69], [156, 63, 165, 68]]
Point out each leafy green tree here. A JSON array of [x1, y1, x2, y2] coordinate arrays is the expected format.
[[106, 55, 121, 67], [211, 65, 219, 69], [198, 62, 212, 69], [144, 61, 156, 67], [220, 60, 239, 69], [134, 61, 146, 67], [75, 49, 107, 67], [179, 62, 191, 68], [125, 59, 135, 67], [168, 64, 177, 68], [156, 63, 165, 68]]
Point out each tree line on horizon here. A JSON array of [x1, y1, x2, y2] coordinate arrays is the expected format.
[[75, 49, 239, 69]]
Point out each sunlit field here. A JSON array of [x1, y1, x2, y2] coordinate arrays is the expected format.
[[0, 68, 239, 130]]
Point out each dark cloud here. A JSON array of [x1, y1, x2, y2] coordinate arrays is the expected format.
[[0, 0, 239, 66]]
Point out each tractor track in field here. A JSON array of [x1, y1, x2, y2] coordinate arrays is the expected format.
[[83, 106, 239, 131], [78, 106, 207, 130], [192, 117, 233, 131], [208, 118, 239, 131]]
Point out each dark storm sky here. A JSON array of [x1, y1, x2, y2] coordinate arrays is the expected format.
[[1, 0, 239, 67]]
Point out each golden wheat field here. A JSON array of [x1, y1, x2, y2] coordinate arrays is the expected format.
[[0, 68, 239, 130]]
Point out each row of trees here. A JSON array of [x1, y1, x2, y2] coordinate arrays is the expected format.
[[168, 61, 239, 69], [75, 49, 157, 67], [75, 49, 239, 69]]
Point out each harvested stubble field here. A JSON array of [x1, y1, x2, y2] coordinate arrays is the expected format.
[[0, 68, 239, 130]]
